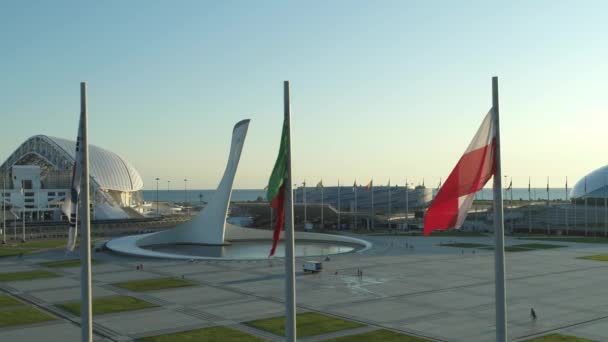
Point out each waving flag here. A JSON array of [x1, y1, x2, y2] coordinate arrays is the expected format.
[[62, 116, 84, 251], [424, 110, 496, 235], [364, 180, 373, 191], [266, 113, 290, 257], [316, 180, 323, 188]]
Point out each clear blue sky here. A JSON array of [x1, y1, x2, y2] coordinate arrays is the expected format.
[[1, 1, 607, 190]]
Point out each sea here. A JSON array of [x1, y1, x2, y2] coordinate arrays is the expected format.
[[142, 189, 266, 203], [142, 188, 570, 204]]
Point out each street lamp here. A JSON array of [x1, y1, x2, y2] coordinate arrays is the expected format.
[[184, 178, 188, 215], [155, 178, 160, 216], [167, 180, 171, 202]]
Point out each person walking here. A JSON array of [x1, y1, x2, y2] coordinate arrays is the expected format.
[[531, 307, 537, 320]]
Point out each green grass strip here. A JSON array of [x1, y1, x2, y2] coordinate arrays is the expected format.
[[325, 329, 432, 342], [58, 295, 158, 316], [245, 312, 363, 338], [138, 326, 266, 342], [522, 333, 596, 341], [0, 294, 23, 307], [440, 243, 489, 248], [518, 237, 608, 244], [113, 277, 195, 292], [0, 307, 56, 327], [0, 270, 59, 282], [578, 255, 608, 262], [40, 259, 100, 268]]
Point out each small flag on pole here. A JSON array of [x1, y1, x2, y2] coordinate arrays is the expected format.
[[423, 110, 496, 235], [352, 180, 357, 192], [364, 180, 373, 191], [316, 180, 323, 188], [266, 114, 290, 257], [506, 178, 512, 191], [62, 114, 84, 251]]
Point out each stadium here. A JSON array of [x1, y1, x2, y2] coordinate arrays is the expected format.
[[0, 135, 144, 221]]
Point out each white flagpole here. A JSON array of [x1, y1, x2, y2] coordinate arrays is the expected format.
[[546, 176, 550, 235], [528, 177, 532, 233], [354, 183, 358, 230], [388, 181, 391, 229], [337, 180, 341, 229], [405, 179, 409, 231], [303, 180, 307, 227], [565, 177, 569, 235], [370, 180, 374, 230], [283, 80, 297, 342], [320, 183, 324, 229], [80, 82, 93, 342], [492, 76, 508, 342], [585, 177, 588, 236]]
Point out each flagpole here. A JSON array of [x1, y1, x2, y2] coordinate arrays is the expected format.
[[604, 175, 608, 237], [528, 177, 532, 234], [303, 181, 307, 228], [492, 76, 507, 342], [510, 178, 513, 233], [354, 183, 357, 230], [321, 183, 324, 229], [337, 180, 341, 230], [565, 177, 569, 235], [370, 180, 374, 230], [283, 81, 297, 342], [546, 177, 550, 235], [80, 82, 93, 342], [585, 177, 588, 236], [405, 179, 409, 231], [388, 181, 391, 229]]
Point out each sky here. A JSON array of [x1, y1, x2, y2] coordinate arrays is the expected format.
[[1, 1, 607, 190]]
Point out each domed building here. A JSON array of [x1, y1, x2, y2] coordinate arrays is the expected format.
[[0, 135, 144, 221], [570, 165, 608, 204]]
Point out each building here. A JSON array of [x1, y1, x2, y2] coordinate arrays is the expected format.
[[0, 135, 144, 221], [571, 165, 608, 204]]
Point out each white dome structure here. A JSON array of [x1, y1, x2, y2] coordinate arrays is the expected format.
[[571, 165, 608, 199], [0, 135, 144, 220]]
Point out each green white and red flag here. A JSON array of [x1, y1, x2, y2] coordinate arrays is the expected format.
[[266, 117, 290, 257]]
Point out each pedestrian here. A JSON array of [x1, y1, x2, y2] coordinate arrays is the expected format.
[[531, 307, 537, 320]]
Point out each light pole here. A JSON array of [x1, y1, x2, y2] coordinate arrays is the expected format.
[[184, 178, 188, 215], [167, 180, 171, 202], [155, 177, 160, 217]]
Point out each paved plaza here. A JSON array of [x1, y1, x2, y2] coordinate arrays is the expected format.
[[2, 234, 608, 341]]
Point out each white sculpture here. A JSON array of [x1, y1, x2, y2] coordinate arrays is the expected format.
[[139, 119, 250, 246]]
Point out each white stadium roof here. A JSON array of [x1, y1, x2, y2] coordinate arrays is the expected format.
[[1, 135, 143, 192], [571, 165, 608, 199]]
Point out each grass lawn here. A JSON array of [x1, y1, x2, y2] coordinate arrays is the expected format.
[[0, 307, 56, 327], [58, 295, 158, 316], [138, 326, 266, 342], [578, 255, 608, 262], [522, 333, 595, 341], [515, 243, 566, 249], [0, 270, 59, 282], [245, 312, 363, 338], [40, 259, 99, 268], [441, 243, 489, 248], [519, 237, 608, 244], [0, 294, 22, 307], [480, 243, 565, 252], [113, 277, 195, 292], [324, 329, 432, 342], [0, 248, 28, 257], [0, 239, 70, 258]]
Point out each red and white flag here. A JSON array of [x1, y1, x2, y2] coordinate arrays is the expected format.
[[424, 110, 496, 235]]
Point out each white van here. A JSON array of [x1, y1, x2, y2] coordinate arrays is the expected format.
[[303, 261, 322, 273]]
